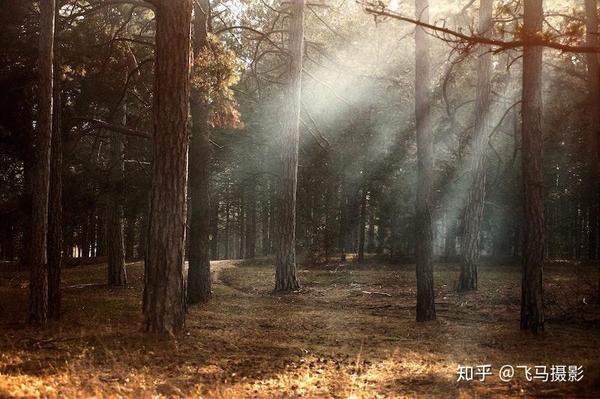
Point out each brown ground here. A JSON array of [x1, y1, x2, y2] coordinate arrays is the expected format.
[[0, 258, 599, 398]]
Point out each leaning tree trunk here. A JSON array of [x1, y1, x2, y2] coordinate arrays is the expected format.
[[520, 0, 545, 333], [48, 20, 62, 320], [274, 0, 304, 293], [585, 0, 600, 305], [30, 0, 56, 325], [458, 0, 493, 291], [414, 0, 436, 322], [187, 0, 212, 304], [143, 0, 192, 336]]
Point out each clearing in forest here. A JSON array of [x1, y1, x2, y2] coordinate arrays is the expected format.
[[1, 259, 599, 398]]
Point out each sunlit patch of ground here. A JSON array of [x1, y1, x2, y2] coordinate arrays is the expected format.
[[0, 259, 599, 398]]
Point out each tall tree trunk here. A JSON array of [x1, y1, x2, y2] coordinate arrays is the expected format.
[[95, 208, 104, 257], [187, 0, 212, 304], [143, 0, 192, 336], [48, 20, 62, 320], [125, 215, 136, 260], [358, 187, 367, 263], [339, 179, 347, 262], [245, 178, 257, 259], [238, 192, 245, 259], [210, 192, 219, 260], [458, 0, 493, 291], [520, 0, 545, 333], [444, 216, 457, 261], [107, 107, 127, 286], [274, 0, 304, 292], [225, 199, 231, 259], [261, 183, 270, 256], [29, 0, 55, 324], [367, 200, 376, 254], [584, 0, 600, 304], [414, 0, 436, 322]]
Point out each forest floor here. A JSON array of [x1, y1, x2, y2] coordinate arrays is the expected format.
[[1, 258, 599, 398]]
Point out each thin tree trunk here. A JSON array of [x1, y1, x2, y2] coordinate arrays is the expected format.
[[339, 179, 347, 262], [238, 191, 245, 259], [245, 178, 257, 259], [261, 182, 270, 256], [95, 208, 104, 257], [367, 198, 376, 254], [414, 0, 436, 322], [143, 0, 192, 336], [107, 105, 127, 286], [458, 0, 493, 291], [520, 0, 545, 333], [210, 192, 219, 260], [48, 19, 62, 319], [444, 216, 457, 261], [125, 215, 136, 260], [225, 199, 231, 259], [29, 0, 55, 324], [358, 187, 367, 263], [274, 0, 304, 292], [187, 0, 212, 304]]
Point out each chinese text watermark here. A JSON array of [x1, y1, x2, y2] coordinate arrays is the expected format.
[[457, 364, 584, 383]]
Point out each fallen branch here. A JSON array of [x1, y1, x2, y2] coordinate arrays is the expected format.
[[361, 290, 392, 297]]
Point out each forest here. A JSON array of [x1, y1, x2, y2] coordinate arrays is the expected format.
[[1, 0, 600, 397]]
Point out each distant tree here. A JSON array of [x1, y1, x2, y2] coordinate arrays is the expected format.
[[458, 0, 493, 291], [274, 0, 304, 292], [520, 0, 545, 333], [143, 0, 193, 335], [29, 0, 56, 325], [244, 178, 257, 259], [357, 187, 367, 263], [414, 0, 436, 322]]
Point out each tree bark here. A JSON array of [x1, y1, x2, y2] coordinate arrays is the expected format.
[[29, 0, 55, 325], [261, 183, 271, 256], [414, 0, 436, 322], [458, 0, 493, 291], [187, 0, 212, 305], [238, 191, 245, 259], [367, 198, 376, 254], [143, 0, 192, 336], [339, 179, 348, 262], [358, 187, 367, 263], [106, 107, 127, 286], [125, 215, 136, 260], [444, 216, 457, 261], [274, 0, 304, 292], [224, 199, 231, 259], [520, 0, 545, 333], [48, 20, 62, 320], [210, 192, 219, 260], [584, 0, 600, 304], [245, 177, 257, 259]]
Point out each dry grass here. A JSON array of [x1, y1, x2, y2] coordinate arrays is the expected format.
[[0, 258, 599, 398]]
